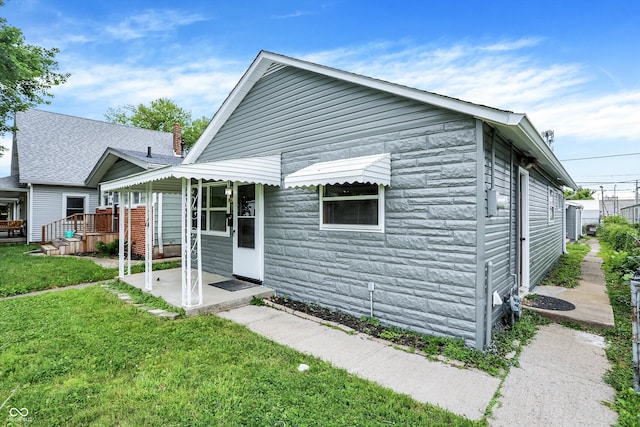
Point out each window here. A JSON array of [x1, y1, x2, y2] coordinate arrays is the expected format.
[[548, 188, 556, 223], [100, 190, 146, 207], [320, 183, 384, 232], [65, 196, 85, 217], [200, 183, 230, 235]]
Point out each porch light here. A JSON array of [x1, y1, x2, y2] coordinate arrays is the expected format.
[[225, 187, 233, 197]]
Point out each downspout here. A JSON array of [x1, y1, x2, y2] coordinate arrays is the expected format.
[[509, 141, 518, 291], [485, 128, 497, 350], [486, 261, 494, 349]]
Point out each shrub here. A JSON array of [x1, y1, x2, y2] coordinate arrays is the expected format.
[[600, 216, 640, 253], [95, 239, 119, 256]]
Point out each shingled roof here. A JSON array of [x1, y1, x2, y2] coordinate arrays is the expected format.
[[14, 110, 177, 186]]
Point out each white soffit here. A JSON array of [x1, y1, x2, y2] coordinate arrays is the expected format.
[[101, 155, 281, 193], [285, 153, 391, 188]]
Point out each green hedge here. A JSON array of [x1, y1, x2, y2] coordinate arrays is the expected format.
[[600, 216, 640, 281]]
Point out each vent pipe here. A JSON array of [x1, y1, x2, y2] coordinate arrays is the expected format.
[[147, 146, 152, 158]]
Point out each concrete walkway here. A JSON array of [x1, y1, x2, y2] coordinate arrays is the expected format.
[[219, 238, 619, 424], [219, 304, 501, 421], [489, 323, 617, 426], [528, 238, 615, 329]]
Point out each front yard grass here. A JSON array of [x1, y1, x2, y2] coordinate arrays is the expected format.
[[0, 286, 476, 426], [0, 244, 177, 297]]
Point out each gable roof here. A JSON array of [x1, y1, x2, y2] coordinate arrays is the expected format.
[[85, 147, 184, 187], [185, 50, 576, 189], [14, 109, 176, 187]]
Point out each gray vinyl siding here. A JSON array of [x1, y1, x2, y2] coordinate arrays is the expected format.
[[201, 235, 233, 277], [482, 130, 517, 324], [102, 160, 144, 182], [196, 66, 464, 162], [30, 185, 99, 242], [528, 170, 564, 287], [264, 120, 481, 347], [154, 194, 182, 246]]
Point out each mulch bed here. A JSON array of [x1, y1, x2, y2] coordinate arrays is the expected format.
[[268, 296, 447, 354], [522, 295, 576, 311]]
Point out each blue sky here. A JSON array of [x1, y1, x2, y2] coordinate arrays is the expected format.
[[2, 0, 639, 197]]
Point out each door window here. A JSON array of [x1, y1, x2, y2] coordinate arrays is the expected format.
[[237, 184, 255, 248]]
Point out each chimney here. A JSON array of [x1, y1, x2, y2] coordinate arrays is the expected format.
[[147, 146, 152, 158], [173, 123, 182, 156]]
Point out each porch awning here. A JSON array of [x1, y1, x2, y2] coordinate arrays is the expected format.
[[284, 153, 391, 188], [100, 154, 281, 193]]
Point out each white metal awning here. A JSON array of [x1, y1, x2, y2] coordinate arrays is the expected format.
[[284, 153, 391, 188], [100, 154, 282, 193]]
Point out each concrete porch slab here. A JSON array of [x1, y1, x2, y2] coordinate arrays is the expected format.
[[119, 268, 274, 315]]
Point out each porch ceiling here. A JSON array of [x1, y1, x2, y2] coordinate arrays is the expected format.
[[100, 154, 282, 193]]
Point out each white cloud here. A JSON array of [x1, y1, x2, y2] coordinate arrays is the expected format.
[[52, 56, 246, 120], [299, 40, 638, 143], [531, 91, 640, 141], [104, 9, 208, 41]]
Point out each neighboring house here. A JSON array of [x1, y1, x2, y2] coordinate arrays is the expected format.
[[565, 201, 583, 241], [578, 199, 601, 226], [86, 146, 184, 257], [621, 203, 640, 224], [2, 109, 182, 254], [103, 51, 577, 350]]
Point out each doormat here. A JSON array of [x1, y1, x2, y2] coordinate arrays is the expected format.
[[523, 295, 576, 311], [208, 279, 258, 292]]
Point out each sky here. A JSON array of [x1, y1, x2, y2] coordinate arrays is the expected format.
[[1, 0, 639, 198]]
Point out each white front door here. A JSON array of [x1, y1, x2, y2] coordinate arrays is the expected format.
[[232, 183, 263, 282], [518, 168, 530, 294]]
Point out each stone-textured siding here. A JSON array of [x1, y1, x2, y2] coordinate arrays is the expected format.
[[264, 120, 480, 346]]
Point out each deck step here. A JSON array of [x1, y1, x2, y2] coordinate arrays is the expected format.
[[41, 244, 61, 256]]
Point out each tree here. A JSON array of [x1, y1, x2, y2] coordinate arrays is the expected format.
[[564, 186, 595, 200], [0, 0, 69, 155], [105, 98, 208, 149]]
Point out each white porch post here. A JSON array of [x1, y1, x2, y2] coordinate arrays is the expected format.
[[181, 178, 203, 307], [181, 178, 192, 306], [118, 191, 125, 278], [193, 179, 203, 306], [144, 182, 153, 291], [127, 191, 132, 275]]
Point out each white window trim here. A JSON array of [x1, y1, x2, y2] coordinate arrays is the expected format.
[[548, 187, 556, 224], [98, 188, 147, 209], [61, 193, 88, 218], [201, 182, 231, 237], [319, 184, 385, 233]]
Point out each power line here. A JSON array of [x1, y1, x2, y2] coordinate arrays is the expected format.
[[561, 152, 640, 161]]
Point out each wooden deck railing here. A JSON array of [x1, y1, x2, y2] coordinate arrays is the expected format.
[[41, 213, 116, 245]]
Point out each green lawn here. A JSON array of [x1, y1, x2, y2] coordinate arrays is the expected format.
[[0, 244, 177, 297], [0, 286, 476, 426]]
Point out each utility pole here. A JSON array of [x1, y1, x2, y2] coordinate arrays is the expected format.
[[636, 180, 638, 205]]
